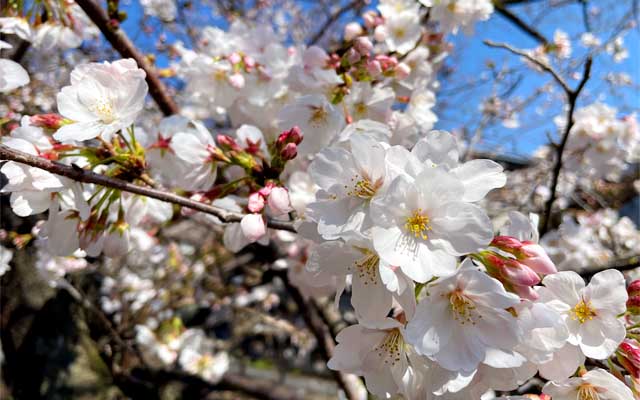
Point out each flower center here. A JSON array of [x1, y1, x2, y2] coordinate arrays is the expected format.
[[91, 98, 116, 123], [405, 209, 431, 240], [578, 384, 601, 400], [347, 174, 379, 199], [394, 27, 406, 39], [309, 106, 328, 128], [447, 289, 480, 325], [354, 251, 380, 285], [571, 299, 597, 324], [375, 328, 403, 366], [354, 102, 367, 116], [196, 354, 213, 372]]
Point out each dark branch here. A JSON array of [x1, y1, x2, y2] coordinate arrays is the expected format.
[[75, 0, 179, 116], [494, 2, 549, 45], [308, 0, 365, 46], [0, 144, 296, 232], [540, 57, 593, 235], [277, 271, 363, 400]]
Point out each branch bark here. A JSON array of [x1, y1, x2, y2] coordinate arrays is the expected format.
[[75, 0, 179, 116], [494, 2, 549, 45], [483, 41, 593, 235], [0, 144, 296, 232], [308, 0, 365, 46], [278, 271, 364, 400]]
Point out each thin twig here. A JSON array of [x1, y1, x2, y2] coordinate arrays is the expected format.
[[277, 270, 363, 400], [540, 56, 593, 234], [484, 40, 571, 93], [494, 2, 549, 45], [75, 0, 179, 116], [308, 0, 364, 46], [0, 144, 296, 232]]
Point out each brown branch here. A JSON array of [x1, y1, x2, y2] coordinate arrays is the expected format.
[[277, 270, 363, 400], [540, 56, 592, 235], [578, 256, 640, 278], [484, 40, 571, 93], [308, 0, 365, 46], [483, 40, 593, 234], [0, 144, 296, 232], [75, 0, 179, 116], [494, 2, 549, 45]]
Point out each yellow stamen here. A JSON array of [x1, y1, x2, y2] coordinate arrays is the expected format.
[[571, 299, 597, 324], [405, 209, 431, 240]]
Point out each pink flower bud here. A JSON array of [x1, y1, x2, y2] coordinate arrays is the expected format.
[[240, 213, 266, 242], [520, 242, 557, 275], [30, 114, 65, 130], [277, 126, 303, 146], [344, 22, 363, 41], [303, 46, 329, 68], [248, 192, 265, 213], [217, 135, 240, 151], [354, 37, 373, 54], [267, 187, 292, 216], [627, 296, 640, 315], [500, 259, 541, 286], [628, 280, 640, 297], [366, 60, 383, 77], [363, 11, 378, 29], [243, 55, 256, 68], [512, 284, 539, 301], [228, 52, 242, 64], [228, 73, 245, 89], [346, 48, 361, 64], [374, 25, 387, 42], [491, 235, 524, 252], [394, 62, 411, 79], [280, 142, 298, 160], [258, 182, 275, 197], [618, 339, 640, 378]]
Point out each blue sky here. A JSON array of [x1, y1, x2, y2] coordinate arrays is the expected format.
[[118, 0, 638, 156]]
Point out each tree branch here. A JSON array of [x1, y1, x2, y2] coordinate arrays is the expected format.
[[308, 0, 365, 46], [483, 40, 593, 234], [277, 271, 364, 400], [75, 0, 179, 116], [579, 256, 640, 278], [494, 2, 549, 45], [484, 40, 571, 93], [0, 144, 296, 232], [540, 56, 592, 235]]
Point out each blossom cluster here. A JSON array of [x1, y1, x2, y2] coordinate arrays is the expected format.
[[0, 0, 638, 399]]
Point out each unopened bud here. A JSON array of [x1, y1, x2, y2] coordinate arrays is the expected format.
[[228, 73, 245, 89], [240, 213, 267, 242], [248, 192, 265, 213], [30, 114, 66, 130], [618, 339, 640, 378], [628, 280, 640, 297], [267, 187, 292, 216], [228, 52, 242, 64], [280, 142, 298, 160], [346, 48, 361, 64], [520, 242, 557, 275], [366, 60, 383, 77], [344, 22, 363, 41], [217, 135, 240, 151], [394, 62, 411, 79], [627, 295, 640, 315], [303, 46, 328, 68], [363, 11, 378, 29], [374, 25, 387, 42], [277, 126, 303, 146], [354, 36, 373, 55], [243, 55, 256, 68]]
